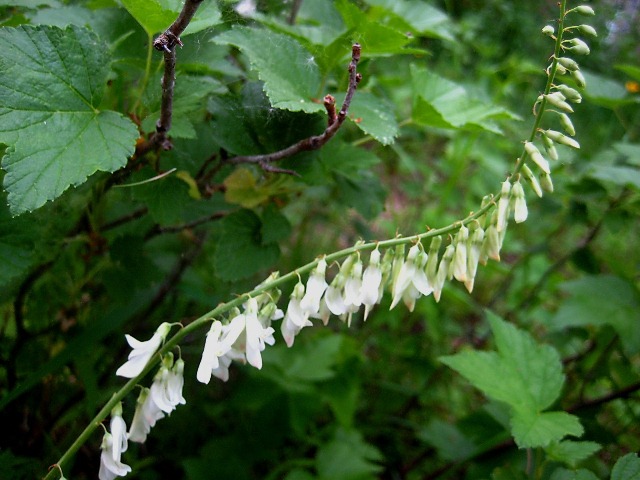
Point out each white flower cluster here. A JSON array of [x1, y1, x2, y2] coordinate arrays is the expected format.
[[195, 202, 530, 385], [103, 328, 186, 479]]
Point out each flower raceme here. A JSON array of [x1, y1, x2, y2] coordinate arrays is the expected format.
[[115, 322, 171, 378]]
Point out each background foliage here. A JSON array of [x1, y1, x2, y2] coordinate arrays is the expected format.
[[1, 0, 639, 479]]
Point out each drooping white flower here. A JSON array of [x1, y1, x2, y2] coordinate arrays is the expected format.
[[511, 180, 528, 223], [210, 348, 246, 382], [128, 387, 164, 443], [197, 321, 235, 384], [496, 180, 512, 233], [99, 403, 131, 480], [361, 248, 383, 320], [149, 354, 186, 414], [300, 258, 328, 317], [390, 245, 432, 310], [343, 257, 363, 310], [282, 282, 312, 347], [465, 226, 485, 293], [452, 225, 469, 283], [116, 323, 171, 378], [99, 432, 131, 480], [433, 244, 455, 302], [226, 298, 275, 370]]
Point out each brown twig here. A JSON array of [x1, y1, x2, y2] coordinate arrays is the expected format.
[[228, 43, 362, 169], [136, 0, 204, 153]]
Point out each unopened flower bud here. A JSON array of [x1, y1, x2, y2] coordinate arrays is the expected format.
[[543, 129, 580, 149], [479, 194, 493, 228], [571, 69, 587, 88], [425, 236, 442, 287], [574, 5, 595, 16], [545, 92, 574, 113], [525, 141, 551, 174], [542, 25, 555, 36], [556, 84, 582, 103], [521, 164, 543, 198], [433, 244, 454, 302], [565, 38, 590, 55], [465, 226, 484, 292], [555, 63, 568, 76], [496, 180, 512, 232], [511, 181, 528, 223], [577, 24, 597, 37], [559, 113, 576, 136], [557, 57, 580, 72], [452, 225, 469, 283], [542, 134, 559, 161], [540, 172, 554, 193], [480, 213, 502, 263]]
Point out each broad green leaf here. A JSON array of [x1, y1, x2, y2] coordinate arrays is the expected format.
[[334, 91, 398, 145], [511, 411, 583, 448], [131, 171, 193, 225], [282, 335, 344, 382], [0, 25, 138, 215], [545, 440, 601, 468], [363, 0, 454, 41], [316, 428, 383, 480], [611, 453, 640, 480], [411, 64, 515, 133], [439, 316, 564, 413], [214, 209, 279, 281], [120, 0, 221, 36], [549, 468, 599, 480], [214, 26, 325, 113], [587, 165, 640, 190], [582, 70, 635, 108], [488, 312, 564, 411], [551, 275, 640, 355], [616, 64, 640, 82], [261, 204, 292, 244]]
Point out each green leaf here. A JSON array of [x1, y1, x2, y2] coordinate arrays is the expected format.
[[549, 468, 599, 480], [120, 0, 220, 36], [551, 275, 640, 355], [214, 209, 280, 281], [418, 419, 477, 461], [545, 440, 601, 468], [316, 428, 383, 480], [334, 91, 398, 145], [410, 64, 516, 133], [0, 25, 138, 215], [224, 168, 294, 209], [440, 313, 581, 448], [587, 165, 640, 190], [214, 26, 325, 113], [511, 411, 583, 448], [440, 313, 564, 412], [611, 453, 640, 480], [261, 204, 292, 244], [363, 0, 454, 41]]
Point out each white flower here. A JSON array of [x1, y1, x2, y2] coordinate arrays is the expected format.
[[227, 298, 275, 370], [210, 348, 246, 382], [197, 321, 234, 384], [511, 181, 528, 223], [99, 432, 131, 480], [390, 245, 432, 310], [128, 388, 164, 443], [300, 258, 328, 317], [496, 180, 512, 232], [150, 355, 186, 414], [99, 403, 130, 480], [433, 244, 455, 302], [282, 282, 312, 347], [361, 248, 383, 320], [116, 323, 171, 378], [235, 0, 256, 16], [452, 226, 469, 283], [343, 258, 363, 309], [465, 226, 484, 293]]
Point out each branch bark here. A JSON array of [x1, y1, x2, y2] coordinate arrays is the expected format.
[[227, 43, 362, 171]]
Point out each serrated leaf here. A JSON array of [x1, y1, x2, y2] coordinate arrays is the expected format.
[[551, 275, 640, 355], [511, 411, 583, 448], [439, 314, 565, 413], [0, 25, 138, 215], [121, 0, 220, 36], [261, 204, 291, 244], [214, 209, 279, 281], [545, 440, 601, 468], [214, 26, 325, 113], [363, 0, 454, 41], [334, 91, 398, 145], [410, 64, 515, 133], [611, 453, 640, 480]]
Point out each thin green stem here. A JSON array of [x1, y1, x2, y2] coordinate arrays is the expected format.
[[511, 0, 567, 179], [130, 33, 154, 116]]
